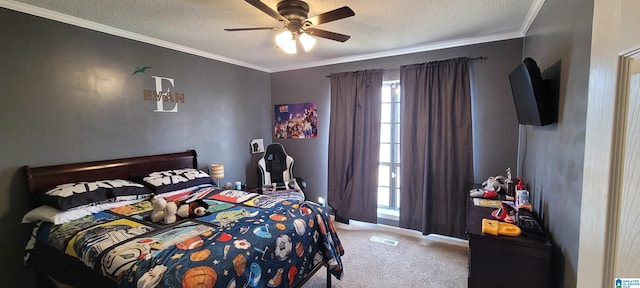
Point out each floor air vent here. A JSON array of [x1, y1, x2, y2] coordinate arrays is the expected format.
[[369, 235, 399, 246]]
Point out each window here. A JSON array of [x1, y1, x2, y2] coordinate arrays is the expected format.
[[378, 81, 400, 211]]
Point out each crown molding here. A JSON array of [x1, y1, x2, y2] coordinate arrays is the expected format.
[[2, 0, 545, 73], [521, 0, 546, 35], [270, 31, 525, 72]]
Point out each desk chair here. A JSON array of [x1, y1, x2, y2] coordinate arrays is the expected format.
[[257, 143, 306, 192]]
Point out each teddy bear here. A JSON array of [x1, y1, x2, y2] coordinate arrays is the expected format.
[[150, 197, 179, 224], [150, 197, 209, 224]]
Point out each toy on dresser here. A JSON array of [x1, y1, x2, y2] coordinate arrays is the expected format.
[[469, 175, 513, 201], [472, 175, 546, 239]]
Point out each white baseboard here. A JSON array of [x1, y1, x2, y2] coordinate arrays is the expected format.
[[339, 219, 469, 248], [424, 233, 469, 247]]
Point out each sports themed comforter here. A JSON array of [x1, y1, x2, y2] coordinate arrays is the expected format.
[[24, 186, 344, 288]]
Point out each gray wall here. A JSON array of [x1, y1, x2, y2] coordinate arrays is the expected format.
[[523, 0, 593, 287], [271, 39, 523, 209], [0, 8, 271, 285]]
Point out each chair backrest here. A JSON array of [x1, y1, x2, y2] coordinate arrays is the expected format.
[[257, 143, 294, 187]]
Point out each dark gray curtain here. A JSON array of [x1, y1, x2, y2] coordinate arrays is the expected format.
[[399, 57, 473, 239], [328, 69, 383, 224]]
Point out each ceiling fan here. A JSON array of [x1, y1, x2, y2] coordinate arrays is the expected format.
[[225, 0, 355, 54]]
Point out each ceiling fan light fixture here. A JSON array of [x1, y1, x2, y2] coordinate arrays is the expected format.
[[299, 32, 316, 51], [275, 30, 297, 54], [226, 1, 355, 54]]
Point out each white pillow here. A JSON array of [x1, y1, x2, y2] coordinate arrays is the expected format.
[[22, 199, 144, 225]]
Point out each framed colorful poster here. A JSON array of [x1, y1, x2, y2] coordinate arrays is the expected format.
[[274, 102, 318, 139]]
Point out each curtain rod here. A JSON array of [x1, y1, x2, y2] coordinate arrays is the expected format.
[[325, 56, 486, 78]]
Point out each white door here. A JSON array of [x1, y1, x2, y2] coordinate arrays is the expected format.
[[578, 0, 640, 286], [615, 56, 640, 277]]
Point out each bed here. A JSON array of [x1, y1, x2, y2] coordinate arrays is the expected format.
[[22, 150, 343, 288]]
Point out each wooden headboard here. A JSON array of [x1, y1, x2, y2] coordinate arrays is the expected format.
[[24, 150, 199, 197]]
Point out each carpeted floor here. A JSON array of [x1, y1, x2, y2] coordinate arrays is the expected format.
[[303, 221, 469, 287]]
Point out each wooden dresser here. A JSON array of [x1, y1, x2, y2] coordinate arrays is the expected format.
[[466, 197, 551, 288]]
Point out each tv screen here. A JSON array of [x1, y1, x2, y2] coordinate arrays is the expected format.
[[509, 57, 554, 126]]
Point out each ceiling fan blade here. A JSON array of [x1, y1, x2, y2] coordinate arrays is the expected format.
[[305, 6, 355, 26], [305, 28, 351, 42], [224, 27, 280, 31], [245, 0, 288, 22]]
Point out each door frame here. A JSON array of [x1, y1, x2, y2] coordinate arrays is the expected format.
[[577, 0, 640, 286]]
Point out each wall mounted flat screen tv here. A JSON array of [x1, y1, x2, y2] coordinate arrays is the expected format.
[[509, 57, 555, 126]]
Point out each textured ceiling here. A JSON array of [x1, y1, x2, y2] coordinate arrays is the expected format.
[[1, 0, 543, 72]]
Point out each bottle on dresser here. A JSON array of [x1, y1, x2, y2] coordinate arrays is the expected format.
[[515, 177, 529, 208], [506, 168, 515, 197]]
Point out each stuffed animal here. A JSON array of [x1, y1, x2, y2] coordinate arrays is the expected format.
[[150, 197, 209, 224], [150, 197, 179, 224], [150, 197, 167, 223], [164, 201, 178, 224], [482, 176, 507, 193], [176, 199, 209, 219]]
